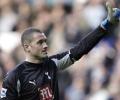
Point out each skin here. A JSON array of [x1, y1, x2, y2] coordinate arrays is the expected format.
[[24, 32, 48, 63]]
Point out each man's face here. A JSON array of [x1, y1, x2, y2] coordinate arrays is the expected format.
[[27, 33, 48, 60]]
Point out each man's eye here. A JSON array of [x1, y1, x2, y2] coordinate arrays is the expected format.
[[39, 41, 43, 44], [37, 41, 43, 44], [37, 40, 47, 45]]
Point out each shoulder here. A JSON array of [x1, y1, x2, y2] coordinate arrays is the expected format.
[[48, 51, 74, 70], [49, 51, 69, 60], [4, 62, 25, 83], [44, 57, 57, 66]]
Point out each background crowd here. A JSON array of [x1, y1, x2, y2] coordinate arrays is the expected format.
[[0, 0, 120, 100]]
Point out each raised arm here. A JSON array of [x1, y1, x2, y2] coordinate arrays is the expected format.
[[51, 3, 120, 70], [51, 26, 108, 70], [70, 2, 120, 61]]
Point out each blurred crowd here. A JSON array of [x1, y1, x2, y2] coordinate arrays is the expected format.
[[0, 0, 120, 100]]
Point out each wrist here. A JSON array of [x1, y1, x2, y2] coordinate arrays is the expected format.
[[100, 19, 110, 30], [100, 19, 113, 30]]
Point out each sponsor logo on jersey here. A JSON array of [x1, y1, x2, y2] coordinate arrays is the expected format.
[[38, 84, 54, 100], [29, 80, 36, 86], [0, 88, 7, 98]]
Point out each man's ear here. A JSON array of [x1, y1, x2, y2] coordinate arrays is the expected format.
[[23, 41, 30, 52]]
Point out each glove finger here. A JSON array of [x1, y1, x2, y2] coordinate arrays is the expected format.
[[113, 8, 120, 18], [106, 2, 113, 20]]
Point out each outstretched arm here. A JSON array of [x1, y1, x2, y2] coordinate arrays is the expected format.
[[70, 2, 120, 61], [70, 26, 107, 61], [51, 3, 120, 70], [51, 26, 107, 70]]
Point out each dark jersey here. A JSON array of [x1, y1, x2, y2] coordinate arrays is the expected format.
[[0, 52, 73, 100], [1, 59, 60, 100], [0, 26, 108, 100]]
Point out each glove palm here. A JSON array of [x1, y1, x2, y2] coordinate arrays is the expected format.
[[101, 2, 120, 30]]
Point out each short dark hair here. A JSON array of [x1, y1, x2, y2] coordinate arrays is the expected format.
[[21, 28, 42, 47]]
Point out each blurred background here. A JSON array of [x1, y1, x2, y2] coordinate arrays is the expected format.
[[0, 0, 120, 100]]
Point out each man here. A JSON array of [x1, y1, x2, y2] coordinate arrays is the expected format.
[[0, 3, 120, 100]]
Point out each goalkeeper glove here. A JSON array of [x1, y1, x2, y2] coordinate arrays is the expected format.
[[101, 2, 120, 30]]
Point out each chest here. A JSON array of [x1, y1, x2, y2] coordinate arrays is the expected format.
[[20, 65, 57, 100]]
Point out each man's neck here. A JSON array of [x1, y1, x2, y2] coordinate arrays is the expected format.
[[25, 57, 43, 64]]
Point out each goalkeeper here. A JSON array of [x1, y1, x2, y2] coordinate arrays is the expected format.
[[0, 2, 120, 100]]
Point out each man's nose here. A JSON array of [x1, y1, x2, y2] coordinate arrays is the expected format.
[[43, 42, 48, 49]]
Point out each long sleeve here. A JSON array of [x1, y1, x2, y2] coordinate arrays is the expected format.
[[70, 26, 108, 60], [0, 72, 19, 100], [50, 26, 109, 70]]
